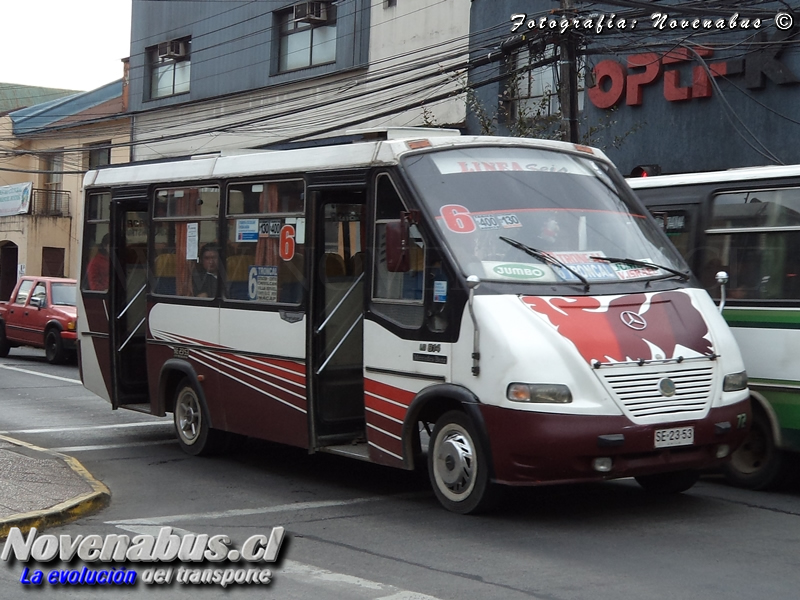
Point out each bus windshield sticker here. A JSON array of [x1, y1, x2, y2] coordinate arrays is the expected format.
[[259, 219, 282, 237], [549, 251, 620, 282], [609, 259, 662, 280], [431, 152, 587, 176], [475, 213, 522, 230], [483, 262, 555, 281], [249, 266, 278, 302], [433, 280, 448, 302], [236, 218, 259, 242], [186, 222, 199, 260], [293, 218, 306, 243]]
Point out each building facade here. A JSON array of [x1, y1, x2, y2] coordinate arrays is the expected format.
[[467, 1, 800, 175], [127, 0, 471, 160], [0, 81, 130, 298]]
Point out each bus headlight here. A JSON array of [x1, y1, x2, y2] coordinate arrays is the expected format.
[[723, 371, 747, 392], [507, 383, 572, 404]]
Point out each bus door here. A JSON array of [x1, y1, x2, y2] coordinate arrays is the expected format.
[[109, 196, 150, 410], [309, 192, 367, 448]]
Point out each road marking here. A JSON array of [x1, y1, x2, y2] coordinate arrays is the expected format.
[[51, 440, 178, 452], [113, 524, 443, 600], [0, 363, 81, 384], [107, 494, 426, 526], [0, 421, 170, 434]]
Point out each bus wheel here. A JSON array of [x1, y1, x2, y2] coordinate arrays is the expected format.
[[45, 330, 66, 365], [722, 407, 794, 490], [428, 411, 496, 514], [635, 470, 699, 494], [173, 379, 227, 456]]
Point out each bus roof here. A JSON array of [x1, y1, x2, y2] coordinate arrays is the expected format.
[[83, 134, 611, 189], [628, 163, 800, 189]]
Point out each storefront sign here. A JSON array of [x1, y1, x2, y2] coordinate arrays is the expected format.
[[588, 29, 799, 109]]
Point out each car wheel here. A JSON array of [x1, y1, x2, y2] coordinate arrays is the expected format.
[[428, 410, 498, 514], [45, 329, 66, 364], [635, 470, 700, 494], [173, 378, 229, 456]]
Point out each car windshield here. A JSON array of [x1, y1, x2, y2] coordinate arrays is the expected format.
[[402, 146, 686, 285], [51, 283, 77, 306]]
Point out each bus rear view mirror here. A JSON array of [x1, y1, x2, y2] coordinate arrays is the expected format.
[[386, 220, 410, 272]]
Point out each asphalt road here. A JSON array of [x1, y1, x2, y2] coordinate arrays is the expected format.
[[1, 348, 799, 599]]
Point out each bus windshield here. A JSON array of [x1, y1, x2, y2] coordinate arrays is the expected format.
[[403, 147, 686, 285]]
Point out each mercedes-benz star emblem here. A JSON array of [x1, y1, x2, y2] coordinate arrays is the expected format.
[[658, 378, 677, 397], [620, 310, 647, 330]]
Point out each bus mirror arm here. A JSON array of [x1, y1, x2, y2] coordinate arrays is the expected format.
[[467, 275, 481, 376], [715, 271, 729, 313]]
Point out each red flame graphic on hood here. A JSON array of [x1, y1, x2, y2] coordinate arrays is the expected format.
[[522, 291, 712, 364]]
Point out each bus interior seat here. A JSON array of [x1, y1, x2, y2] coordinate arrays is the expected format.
[[226, 255, 251, 300], [323, 253, 347, 280], [349, 251, 366, 276], [153, 253, 177, 295]]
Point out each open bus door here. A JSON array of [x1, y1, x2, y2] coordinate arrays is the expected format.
[[308, 191, 367, 455], [109, 195, 150, 411]]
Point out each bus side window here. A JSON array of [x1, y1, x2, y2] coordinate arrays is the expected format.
[[374, 174, 425, 303]]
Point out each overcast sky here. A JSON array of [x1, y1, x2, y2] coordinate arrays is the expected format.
[[0, 0, 132, 91]]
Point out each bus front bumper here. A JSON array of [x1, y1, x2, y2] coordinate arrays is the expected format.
[[480, 400, 751, 485]]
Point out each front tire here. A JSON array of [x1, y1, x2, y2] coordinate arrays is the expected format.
[[45, 330, 66, 364], [173, 378, 228, 456], [635, 470, 699, 494], [722, 406, 795, 490], [428, 410, 497, 514]]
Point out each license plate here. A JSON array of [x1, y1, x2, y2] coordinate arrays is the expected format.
[[654, 426, 694, 448]]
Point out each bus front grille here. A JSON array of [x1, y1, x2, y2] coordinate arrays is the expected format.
[[600, 364, 715, 420]]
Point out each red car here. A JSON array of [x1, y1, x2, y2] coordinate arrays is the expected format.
[[0, 276, 77, 364]]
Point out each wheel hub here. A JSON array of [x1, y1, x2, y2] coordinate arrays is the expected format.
[[436, 432, 473, 491], [177, 396, 200, 443]]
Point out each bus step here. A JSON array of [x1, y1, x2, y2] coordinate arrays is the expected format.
[[319, 443, 371, 462], [119, 403, 155, 415]]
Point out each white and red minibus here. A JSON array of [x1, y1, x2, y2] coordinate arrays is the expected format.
[[77, 129, 750, 513]]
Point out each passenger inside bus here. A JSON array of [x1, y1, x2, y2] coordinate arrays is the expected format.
[[192, 244, 219, 298]]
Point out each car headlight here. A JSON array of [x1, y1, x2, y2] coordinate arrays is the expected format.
[[66, 320, 76, 331], [723, 371, 747, 392], [507, 383, 572, 404]]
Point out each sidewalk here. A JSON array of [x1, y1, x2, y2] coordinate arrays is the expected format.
[[0, 434, 110, 539]]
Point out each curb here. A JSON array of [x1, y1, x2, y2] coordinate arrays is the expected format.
[[0, 434, 111, 540]]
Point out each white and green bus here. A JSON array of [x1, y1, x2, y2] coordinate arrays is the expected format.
[[630, 166, 800, 489]]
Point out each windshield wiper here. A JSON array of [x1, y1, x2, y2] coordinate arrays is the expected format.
[[589, 256, 690, 282], [499, 236, 590, 291]]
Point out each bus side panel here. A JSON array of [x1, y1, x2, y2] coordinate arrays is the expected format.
[[148, 303, 309, 448], [363, 320, 452, 467], [218, 307, 308, 448], [77, 295, 112, 402]]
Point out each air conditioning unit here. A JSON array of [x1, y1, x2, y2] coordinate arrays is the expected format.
[[157, 40, 187, 60], [294, 1, 328, 23]]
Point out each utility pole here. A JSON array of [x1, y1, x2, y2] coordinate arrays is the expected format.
[[559, 0, 580, 143]]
